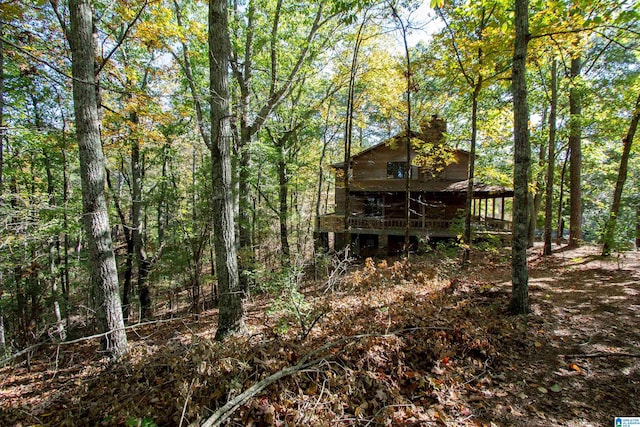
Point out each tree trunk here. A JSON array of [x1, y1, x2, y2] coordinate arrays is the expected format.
[[278, 155, 290, 264], [69, 0, 127, 358], [0, 23, 4, 196], [395, 10, 412, 258], [636, 206, 640, 250], [509, 0, 530, 315], [568, 54, 582, 247], [463, 82, 481, 264], [528, 137, 545, 248], [543, 60, 557, 256], [43, 150, 66, 340], [556, 151, 568, 244], [602, 91, 640, 255], [343, 17, 367, 254], [210, 0, 244, 340], [130, 118, 152, 319], [0, 26, 6, 353]]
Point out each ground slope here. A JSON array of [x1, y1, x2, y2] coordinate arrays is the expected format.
[[1, 244, 638, 426]]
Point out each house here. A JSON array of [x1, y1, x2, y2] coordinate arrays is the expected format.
[[316, 116, 513, 256]]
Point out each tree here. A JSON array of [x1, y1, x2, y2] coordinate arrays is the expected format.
[[567, 53, 582, 247], [509, 0, 530, 315], [434, 0, 511, 264], [210, 0, 245, 339], [229, 0, 333, 287], [68, 0, 127, 357], [602, 91, 640, 255], [543, 59, 558, 256]]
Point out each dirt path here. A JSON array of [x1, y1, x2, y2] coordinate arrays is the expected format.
[[472, 245, 640, 426]]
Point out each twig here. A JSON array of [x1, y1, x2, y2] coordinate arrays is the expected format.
[[195, 328, 446, 426], [196, 356, 324, 427], [180, 379, 196, 427], [0, 317, 185, 367], [563, 352, 640, 359]]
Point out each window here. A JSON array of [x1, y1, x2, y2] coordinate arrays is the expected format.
[[387, 162, 410, 179]]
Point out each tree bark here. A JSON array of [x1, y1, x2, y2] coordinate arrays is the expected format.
[[556, 150, 568, 244], [0, 24, 5, 353], [343, 16, 367, 254], [69, 0, 127, 358], [278, 154, 290, 264], [636, 206, 640, 250], [210, 0, 244, 340], [568, 54, 582, 247], [463, 82, 481, 264], [509, 0, 530, 315], [130, 118, 152, 319], [601, 91, 640, 255], [543, 60, 557, 256]]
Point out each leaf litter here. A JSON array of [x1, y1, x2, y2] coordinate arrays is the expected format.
[[1, 244, 639, 426]]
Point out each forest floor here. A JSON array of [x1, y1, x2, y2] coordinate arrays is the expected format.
[[1, 243, 639, 426]]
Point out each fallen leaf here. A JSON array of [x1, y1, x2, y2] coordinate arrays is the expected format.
[[569, 363, 581, 372], [537, 387, 548, 394], [549, 384, 561, 393]]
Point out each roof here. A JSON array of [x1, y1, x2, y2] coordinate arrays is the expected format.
[[331, 131, 470, 169]]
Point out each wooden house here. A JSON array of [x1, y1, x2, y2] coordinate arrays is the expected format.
[[316, 116, 513, 256]]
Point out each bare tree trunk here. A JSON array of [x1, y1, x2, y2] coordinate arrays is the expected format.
[[556, 150, 568, 244], [389, 4, 412, 258], [568, 54, 582, 247], [0, 24, 6, 353], [636, 206, 640, 250], [130, 122, 152, 319], [543, 60, 557, 256], [278, 155, 290, 264], [463, 83, 481, 264], [43, 150, 66, 340], [69, 0, 127, 358], [210, 0, 244, 340], [509, 0, 530, 315], [343, 16, 367, 254], [602, 91, 640, 255]]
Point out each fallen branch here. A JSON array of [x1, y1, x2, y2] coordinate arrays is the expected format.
[[0, 317, 185, 367], [196, 356, 324, 427], [563, 352, 640, 359], [195, 328, 447, 426]]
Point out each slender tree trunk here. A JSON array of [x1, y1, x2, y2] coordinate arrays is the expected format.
[[636, 206, 640, 250], [343, 17, 367, 254], [463, 83, 481, 264], [568, 54, 582, 247], [0, 25, 6, 353], [391, 6, 412, 258], [528, 131, 545, 248], [0, 23, 4, 197], [509, 0, 530, 315], [210, 0, 244, 340], [106, 170, 133, 322], [278, 154, 290, 264], [59, 104, 71, 322], [43, 150, 66, 340], [69, 0, 127, 358], [602, 91, 640, 255], [556, 151, 568, 244], [130, 120, 152, 319], [543, 60, 557, 256]]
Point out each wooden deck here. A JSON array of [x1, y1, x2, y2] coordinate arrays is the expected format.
[[318, 214, 512, 238]]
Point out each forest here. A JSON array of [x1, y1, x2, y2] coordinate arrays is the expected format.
[[1, 0, 639, 425]]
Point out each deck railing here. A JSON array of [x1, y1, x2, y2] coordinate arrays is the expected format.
[[318, 214, 511, 234]]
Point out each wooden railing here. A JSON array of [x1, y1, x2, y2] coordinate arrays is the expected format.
[[318, 214, 512, 234]]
